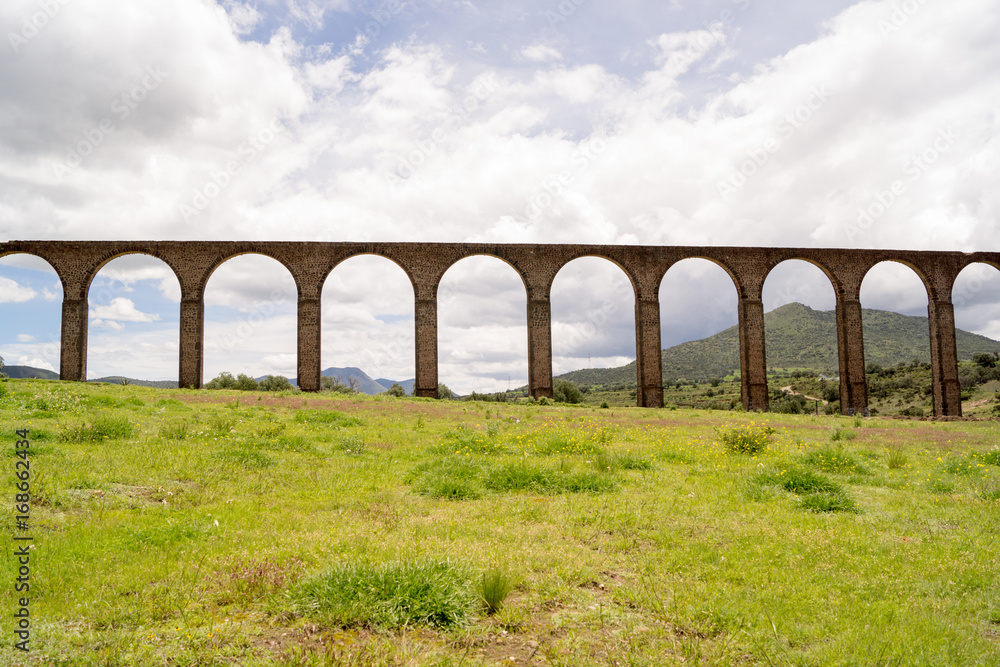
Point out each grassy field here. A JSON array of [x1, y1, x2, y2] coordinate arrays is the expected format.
[[1, 378, 1000, 666]]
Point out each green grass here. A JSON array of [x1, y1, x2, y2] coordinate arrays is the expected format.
[[293, 559, 477, 630], [1, 379, 1000, 665]]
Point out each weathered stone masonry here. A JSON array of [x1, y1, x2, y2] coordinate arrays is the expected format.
[[2, 240, 996, 417]]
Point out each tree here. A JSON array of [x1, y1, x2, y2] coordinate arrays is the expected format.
[[386, 382, 406, 397], [436, 383, 455, 400], [0, 354, 6, 379], [205, 371, 236, 389], [973, 352, 999, 369], [235, 373, 259, 391], [321, 375, 355, 393], [259, 375, 293, 392], [553, 379, 583, 404]]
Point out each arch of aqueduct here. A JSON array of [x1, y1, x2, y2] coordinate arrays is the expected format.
[[2, 240, 997, 417]]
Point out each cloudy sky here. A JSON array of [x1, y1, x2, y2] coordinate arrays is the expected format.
[[1, 0, 998, 391]]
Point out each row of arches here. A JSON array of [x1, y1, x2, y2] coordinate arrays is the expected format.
[[3, 245, 999, 416]]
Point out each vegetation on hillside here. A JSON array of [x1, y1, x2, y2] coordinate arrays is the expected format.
[[1, 379, 998, 664]]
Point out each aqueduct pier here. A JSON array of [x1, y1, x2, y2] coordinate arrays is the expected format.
[[2, 240, 997, 417]]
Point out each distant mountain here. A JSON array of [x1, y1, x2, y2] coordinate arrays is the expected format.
[[2, 365, 59, 380], [558, 303, 1000, 385], [376, 378, 415, 395], [315, 367, 414, 395]]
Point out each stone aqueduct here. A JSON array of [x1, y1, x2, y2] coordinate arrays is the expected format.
[[2, 240, 998, 417]]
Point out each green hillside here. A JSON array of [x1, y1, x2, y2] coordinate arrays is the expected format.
[[559, 303, 1000, 385]]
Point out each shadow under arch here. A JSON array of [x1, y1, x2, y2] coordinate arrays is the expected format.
[[658, 257, 740, 408], [320, 254, 416, 393], [761, 259, 839, 414], [550, 256, 636, 404], [85, 253, 181, 382], [202, 253, 298, 386], [0, 253, 63, 377], [437, 255, 529, 397]]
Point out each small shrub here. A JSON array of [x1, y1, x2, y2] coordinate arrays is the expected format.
[[385, 383, 406, 397], [718, 423, 774, 454], [294, 559, 477, 629], [600, 401, 609, 409], [478, 567, 512, 615]]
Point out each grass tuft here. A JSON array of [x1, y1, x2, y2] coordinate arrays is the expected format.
[[718, 423, 774, 454], [293, 409, 363, 427], [61, 414, 135, 442], [294, 559, 476, 629], [478, 567, 512, 615], [801, 446, 868, 475]]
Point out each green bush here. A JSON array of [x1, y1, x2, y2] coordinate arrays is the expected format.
[[259, 375, 293, 392], [294, 560, 477, 629], [553, 379, 584, 404], [205, 372, 237, 390], [385, 383, 406, 397], [235, 373, 259, 391], [718, 423, 774, 454]]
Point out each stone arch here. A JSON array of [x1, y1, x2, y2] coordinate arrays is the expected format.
[[85, 253, 181, 382], [199, 248, 300, 300], [0, 253, 63, 376], [761, 259, 840, 413], [202, 253, 299, 385], [550, 256, 637, 403], [858, 260, 933, 416], [437, 254, 530, 396], [658, 257, 741, 407], [320, 254, 416, 392]]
